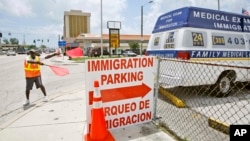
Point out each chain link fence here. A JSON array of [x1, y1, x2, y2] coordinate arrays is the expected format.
[[155, 57, 250, 141]]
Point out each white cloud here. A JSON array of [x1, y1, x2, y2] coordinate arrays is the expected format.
[[2, 0, 33, 17], [81, 0, 127, 34]]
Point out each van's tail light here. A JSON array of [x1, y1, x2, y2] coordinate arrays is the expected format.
[[177, 51, 190, 60]]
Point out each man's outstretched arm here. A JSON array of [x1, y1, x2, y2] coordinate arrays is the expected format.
[[45, 52, 60, 59]]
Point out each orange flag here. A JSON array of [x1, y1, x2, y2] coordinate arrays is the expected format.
[[66, 47, 84, 58]]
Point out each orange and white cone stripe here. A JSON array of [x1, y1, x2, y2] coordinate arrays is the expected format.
[[84, 80, 115, 141], [92, 83, 102, 109]]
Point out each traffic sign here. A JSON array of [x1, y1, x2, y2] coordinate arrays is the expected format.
[[58, 40, 66, 47], [85, 56, 157, 130]]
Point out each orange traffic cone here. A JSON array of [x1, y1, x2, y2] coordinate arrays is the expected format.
[[84, 80, 115, 141]]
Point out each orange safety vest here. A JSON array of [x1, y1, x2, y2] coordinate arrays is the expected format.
[[24, 56, 41, 78]]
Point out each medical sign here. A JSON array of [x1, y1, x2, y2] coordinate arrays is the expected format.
[[153, 7, 250, 33], [85, 56, 157, 130]]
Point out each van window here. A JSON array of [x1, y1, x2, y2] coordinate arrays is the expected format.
[[164, 31, 175, 49], [211, 32, 245, 49], [246, 34, 250, 49], [182, 30, 207, 48], [154, 37, 160, 46], [152, 34, 163, 49]]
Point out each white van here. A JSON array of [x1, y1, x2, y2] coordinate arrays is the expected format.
[[147, 6, 250, 97]]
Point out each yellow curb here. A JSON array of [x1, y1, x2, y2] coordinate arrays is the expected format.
[[208, 117, 229, 135], [159, 86, 185, 108]]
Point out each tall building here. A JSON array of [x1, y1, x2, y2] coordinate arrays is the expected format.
[[63, 10, 91, 41], [63, 10, 150, 55]]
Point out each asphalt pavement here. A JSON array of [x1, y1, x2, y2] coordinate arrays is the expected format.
[[0, 55, 177, 141]]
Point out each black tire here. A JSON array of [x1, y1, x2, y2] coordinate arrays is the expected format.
[[210, 71, 235, 97]]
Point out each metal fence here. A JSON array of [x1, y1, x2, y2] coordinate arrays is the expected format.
[[155, 57, 250, 141]]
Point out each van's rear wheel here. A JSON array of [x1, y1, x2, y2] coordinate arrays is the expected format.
[[211, 71, 235, 97]]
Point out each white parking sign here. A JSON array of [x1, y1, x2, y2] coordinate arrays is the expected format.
[[85, 56, 157, 130]]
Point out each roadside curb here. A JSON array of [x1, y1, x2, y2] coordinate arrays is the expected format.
[[159, 86, 186, 108], [208, 117, 229, 135]]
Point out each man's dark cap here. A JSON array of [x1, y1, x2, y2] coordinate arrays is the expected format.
[[29, 49, 40, 56]]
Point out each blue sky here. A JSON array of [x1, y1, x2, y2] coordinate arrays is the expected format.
[[0, 0, 250, 47]]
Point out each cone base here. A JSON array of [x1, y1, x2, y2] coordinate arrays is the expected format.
[[84, 131, 115, 141]]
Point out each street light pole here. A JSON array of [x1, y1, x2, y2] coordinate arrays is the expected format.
[[140, 5, 143, 56], [100, 0, 103, 57], [0, 32, 2, 53], [141, 1, 153, 56], [82, 34, 84, 54], [218, 0, 220, 10]]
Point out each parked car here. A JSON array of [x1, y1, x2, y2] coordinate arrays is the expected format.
[[89, 47, 110, 57], [6, 50, 16, 56], [2, 51, 6, 54], [16, 49, 26, 54], [122, 50, 137, 57], [16, 47, 26, 54]]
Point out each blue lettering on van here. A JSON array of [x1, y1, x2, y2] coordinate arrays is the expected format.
[[147, 50, 177, 58], [152, 7, 250, 33], [190, 50, 250, 58], [147, 50, 250, 58]]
